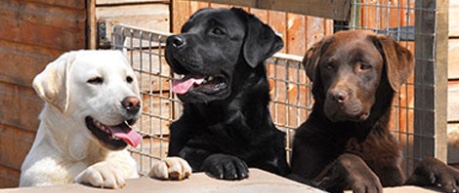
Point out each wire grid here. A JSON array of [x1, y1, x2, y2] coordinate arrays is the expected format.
[[111, 0, 440, 176], [111, 24, 312, 175], [344, 0, 440, 175]]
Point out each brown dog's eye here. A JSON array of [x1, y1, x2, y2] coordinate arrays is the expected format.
[[87, 77, 103, 84], [325, 62, 334, 70], [211, 28, 225, 36], [126, 76, 133, 83], [359, 63, 372, 70]]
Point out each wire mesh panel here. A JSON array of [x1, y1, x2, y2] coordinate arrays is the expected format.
[[111, 24, 312, 174], [112, 25, 177, 175], [110, 0, 446, 177], [344, 0, 418, 175], [342, 0, 448, 175]]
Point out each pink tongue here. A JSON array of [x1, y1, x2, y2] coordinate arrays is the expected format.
[[172, 78, 204, 94], [108, 124, 142, 147]]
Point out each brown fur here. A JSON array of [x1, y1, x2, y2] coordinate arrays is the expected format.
[[290, 30, 459, 193]]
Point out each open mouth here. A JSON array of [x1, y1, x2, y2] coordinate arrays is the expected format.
[[172, 74, 227, 95], [85, 116, 142, 150]]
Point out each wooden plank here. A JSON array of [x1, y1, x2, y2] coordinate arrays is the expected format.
[[305, 16, 328, 49], [96, 3, 170, 42], [413, 0, 449, 163], [187, 0, 351, 20], [447, 123, 459, 164], [209, 3, 230, 9], [171, 0, 191, 33], [359, 0, 377, 28], [449, 0, 459, 37], [0, 0, 88, 186], [0, 0, 86, 51], [250, 8, 269, 24], [286, 13, 305, 55], [0, 40, 62, 87], [20, 0, 85, 8], [96, 0, 170, 5], [0, 165, 20, 188], [0, 124, 36, 171], [189, 1, 209, 13], [88, 0, 97, 49], [448, 81, 459, 122], [268, 11, 286, 53], [0, 83, 43, 132], [449, 39, 459, 79]]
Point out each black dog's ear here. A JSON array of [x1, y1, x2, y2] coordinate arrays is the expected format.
[[302, 36, 332, 82], [232, 8, 284, 68], [373, 34, 414, 92]]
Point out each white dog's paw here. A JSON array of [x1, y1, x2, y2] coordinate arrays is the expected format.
[[74, 162, 125, 189], [149, 157, 192, 180]]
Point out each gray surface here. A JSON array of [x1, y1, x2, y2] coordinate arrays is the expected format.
[[0, 168, 441, 193]]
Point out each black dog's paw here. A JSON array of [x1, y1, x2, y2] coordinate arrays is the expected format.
[[201, 154, 249, 180], [406, 157, 459, 193]]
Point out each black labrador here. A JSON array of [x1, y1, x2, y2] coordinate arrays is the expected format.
[[165, 7, 289, 180], [290, 30, 459, 193]]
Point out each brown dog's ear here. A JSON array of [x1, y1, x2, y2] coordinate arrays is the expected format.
[[33, 51, 77, 112], [232, 8, 284, 68], [373, 35, 414, 92], [303, 37, 332, 82]]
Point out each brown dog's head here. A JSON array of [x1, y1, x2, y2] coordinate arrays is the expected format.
[[303, 30, 414, 122]]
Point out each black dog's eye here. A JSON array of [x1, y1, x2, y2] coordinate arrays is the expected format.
[[211, 28, 225, 36], [126, 76, 134, 83], [87, 77, 103, 84]]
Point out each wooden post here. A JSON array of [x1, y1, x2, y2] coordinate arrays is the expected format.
[[86, 0, 97, 49], [186, 0, 351, 21], [413, 0, 449, 164]]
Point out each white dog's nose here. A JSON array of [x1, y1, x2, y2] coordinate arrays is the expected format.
[[122, 96, 141, 115]]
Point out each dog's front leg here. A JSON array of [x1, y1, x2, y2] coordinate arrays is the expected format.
[[405, 157, 459, 193], [74, 150, 138, 189], [317, 154, 382, 193], [201, 153, 249, 180], [149, 157, 192, 180]]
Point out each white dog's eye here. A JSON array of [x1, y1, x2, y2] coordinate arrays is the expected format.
[[126, 76, 134, 83], [87, 77, 104, 84]]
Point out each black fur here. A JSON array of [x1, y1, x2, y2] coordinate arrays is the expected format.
[[165, 7, 289, 180]]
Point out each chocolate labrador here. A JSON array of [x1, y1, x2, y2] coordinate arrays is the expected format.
[[164, 7, 289, 180], [290, 30, 459, 193]]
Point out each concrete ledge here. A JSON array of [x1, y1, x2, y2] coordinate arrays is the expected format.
[[0, 169, 441, 193]]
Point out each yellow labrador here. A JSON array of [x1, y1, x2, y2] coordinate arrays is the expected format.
[[20, 50, 191, 188]]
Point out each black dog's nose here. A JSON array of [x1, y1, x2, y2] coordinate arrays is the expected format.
[[169, 35, 186, 48], [122, 96, 141, 115]]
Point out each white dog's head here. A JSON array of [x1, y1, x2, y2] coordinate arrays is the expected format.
[[33, 50, 142, 150]]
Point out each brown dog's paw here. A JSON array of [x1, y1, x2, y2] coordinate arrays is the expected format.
[[149, 157, 192, 180], [318, 154, 383, 193], [406, 157, 459, 193]]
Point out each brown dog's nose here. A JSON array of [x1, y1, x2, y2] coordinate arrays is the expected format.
[[329, 90, 348, 104], [122, 96, 141, 114], [169, 35, 186, 48]]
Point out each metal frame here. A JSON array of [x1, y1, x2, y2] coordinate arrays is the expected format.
[[110, 0, 448, 175]]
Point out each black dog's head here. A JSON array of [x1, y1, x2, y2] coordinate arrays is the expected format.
[[165, 8, 283, 103], [303, 30, 414, 122]]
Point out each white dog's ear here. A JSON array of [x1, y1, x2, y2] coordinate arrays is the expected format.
[[33, 51, 76, 112]]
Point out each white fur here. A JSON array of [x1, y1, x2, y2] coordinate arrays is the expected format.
[[20, 50, 191, 188]]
